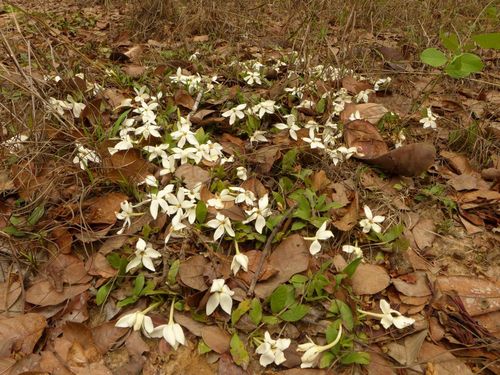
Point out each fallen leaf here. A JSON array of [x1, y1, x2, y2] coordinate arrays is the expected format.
[[174, 312, 205, 337], [236, 250, 278, 285], [387, 329, 427, 366], [448, 174, 489, 191], [174, 89, 195, 109], [332, 192, 359, 231], [418, 342, 473, 375], [241, 177, 267, 198], [341, 103, 388, 124], [92, 322, 128, 354], [122, 64, 145, 78], [251, 145, 281, 174], [474, 311, 500, 338], [86, 253, 117, 278], [103, 88, 129, 109], [26, 279, 91, 307], [0, 313, 47, 357], [190, 109, 216, 124], [435, 276, 500, 316], [0, 280, 22, 312], [440, 151, 476, 175], [392, 272, 431, 297], [201, 325, 230, 354], [174, 164, 210, 189], [254, 234, 310, 299], [102, 149, 153, 184], [179, 255, 210, 291], [411, 218, 436, 251], [82, 192, 128, 225], [342, 76, 373, 94], [351, 264, 390, 295], [46, 254, 93, 285]]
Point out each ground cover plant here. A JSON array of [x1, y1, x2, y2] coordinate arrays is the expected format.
[[0, 0, 499, 374]]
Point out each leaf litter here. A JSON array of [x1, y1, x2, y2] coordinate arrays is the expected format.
[[0, 1, 499, 374]]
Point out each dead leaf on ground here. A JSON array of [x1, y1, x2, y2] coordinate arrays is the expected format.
[[92, 322, 129, 354], [435, 276, 500, 316], [440, 151, 476, 175], [86, 253, 117, 278], [174, 164, 210, 190], [251, 145, 281, 173], [174, 311, 205, 337], [418, 342, 473, 375], [174, 89, 195, 109], [201, 325, 230, 354], [254, 234, 309, 299], [0, 313, 47, 357], [474, 311, 500, 338], [386, 329, 427, 366], [341, 76, 373, 95], [26, 279, 91, 307], [179, 255, 210, 291], [191, 109, 216, 124], [241, 177, 267, 198], [102, 149, 154, 184], [81, 192, 128, 225], [103, 88, 129, 109], [332, 192, 358, 231], [392, 272, 431, 297], [351, 264, 390, 295], [341, 103, 388, 124], [46, 254, 93, 285], [122, 64, 145, 78], [411, 217, 436, 251], [448, 174, 490, 191], [236, 250, 278, 285], [0, 280, 22, 312]]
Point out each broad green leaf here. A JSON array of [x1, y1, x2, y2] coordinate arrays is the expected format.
[[342, 257, 362, 278], [196, 201, 207, 223], [440, 31, 460, 53], [445, 53, 483, 78], [316, 98, 326, 113], [281, 304, 309, 322], [472, 33, 500, 50], [116, 295, 139, 307], [270, 284, 295, 313], [27, 205, 45, 225], [382, 223, 405, 243], [290, 221, 307, 231], [282, 148, 298, 171], [330, 300, 354, 330], [319, 351, 335, 368], [249, 298, 262, 325], [198, 340, 212, 354], [231, 299, 251, 326], [106, 253, 122, 269], [230, 333, 249, 367], [2, 226, 26, 237], [420, 48, 447, 67], [167, 259, 180, 285], [96, 281, 112, 305], [341, 351, 371, 365], [133, 274, 145, 295], [261, 315, 280, 325], [325, 320, 341, 343]]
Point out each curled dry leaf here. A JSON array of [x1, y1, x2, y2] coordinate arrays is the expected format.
[[81, 192, 129, 225], [0, 313, 47, 357], [174, 89, 195, 109], [332, 191, 359, 231], [179, 255, 210, 291], [251, 145, 281, 174], [342, 76, 373, 95], [102, 149, 154, 184], [418, 342, 473, 375], [26, 279, 91, 307], [122, 64, 145, 78], [392, 272, 431, 297], [0, 280, 22, 312], [351, 264, 390, 295]]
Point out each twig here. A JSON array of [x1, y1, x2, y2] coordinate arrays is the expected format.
[[247, 204, 297, 296]]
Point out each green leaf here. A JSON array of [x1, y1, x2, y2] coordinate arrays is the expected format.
[[325, 320, 341, 343], [316, 98, 326, 114], [341, 351, 371, 365], [281, 304, 309, 322], [198, 340, 212, 354], [2, 226, 26, 237], [230, 333, 250, 368], [133, 274, 145, 295], [319, 351, 335, 368], [116, 295, 139, 307], [96, 281, 112, 305], [382, 223, 405, 243], [167, 259, 180, 285], [106, 253, 122, 269], [472, 33, 500, 50], [440, 31, 460, 53], [231, 299, 251, 326], [27, 205, 45, 225], [445, 53, 484, 78], [282, 148, 298, 172], [420, 48, 447, 67], [290, 221, 307, 231], [249, 298, 262, 325], [110, 109, 131, 137], [261, 315, 280, 325], [342, 257, 362, 278], [270, 284, 295, 313], [330, 300, 354, 330], [196, 201, 208, 223]]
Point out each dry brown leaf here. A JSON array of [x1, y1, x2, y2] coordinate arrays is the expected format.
[[174, 89, 195, 109], [435, 276, 500, 316], [344, 120, 388, 158], [82, 192, 128, 225], [102, 149, 153, 184], [236, 250, 278, 285], [341, 76, 373, 94], [103, 88, 129, 109], [46, 254, 93, 285], [418, 342, 473, 375], [200, 325, 230, 354], [341, 103, 388, 124], [241, 177, 267, 198], [351, 264, 390, 295], [191, 109, 216, 124], [252, 145, 281, 174], [254, 234, 309, 299], [392, 272, 431, 297], [174, 312, 205, 337], [0, 280, 22, 312], [25, 279, 91, 307], [0, 313, 47, 357], [122, 64, 145, 78], [411, 218, 436, 251], [86, 253, 117, 278], [52, 227, 73, 254], [440, 151, 476, 175], [92, 322, 128, 354], [366, 347, 397, 375], [448, 174, 489, 191], [474, 311, 500, 338], [387, 329, 428, 366], [179, 255, 210, 291], [174, 164, 210, 189], [332, 192, 358, 231]]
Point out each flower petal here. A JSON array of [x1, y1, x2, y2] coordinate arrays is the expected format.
[[219, 292, 233, 315], [206, 293, 220, 316], [309, 240, 321, 255], [142, 256, 156, 272], [115, 312, 137, 328]]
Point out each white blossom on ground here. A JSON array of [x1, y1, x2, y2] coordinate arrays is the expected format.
[[115, 310, 154, 337], [222, 104, 247, 125], [250, 130, 269, 144], [342, 244, 363, 259], [303, 221, 334, 255], [420, 107, 438, 129], [348, 110, 362, 121], [126, 238, 162, 273], [359, 205, 385, 233], [115, 200, 136, 234], [231, 252, 249, 275], [150, 300, 185, 350], [274, 114, 300, 141], [243, 194, 271, 233], [255, 331, 291, 367], [358, 299, 415, 329], [206, 213, 235, 241], [206, 279, 234, 315], [297, 325, 343, 368], [236, 166, 248, 181], [73, 143, 100, 170]]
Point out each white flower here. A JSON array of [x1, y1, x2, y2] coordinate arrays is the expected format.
[[171, 118, 198, 148], [108, 134, 135, 155], [147, 185, 173, 219], [256, 331, 291, 367], [358, 299, 415, 329], [243, 71, 262, 86], [230, 187, 256, 206], [303, 221, 334, 255], [143, 144, 169, 161], [133, 86, 150, 102], [302, 131, 325, 149], [206, 213, 235, 241], [251, 100, 278, 118], [420, 107, 438, 129], [236, 166, 248, 181], [66, 95, 86, 118], [139, 175, 158, 187], [150, 301, 185, 350], [284, 85, 304, 99], [249, 130, 269, 144], [171, 146, 200, 164], [231, 252, 249, 275], [395, 130, 406, 148], [274, 114, 300, 141], [305, 120, 320, 133], [135, 122, 161, 139], [126, 238, 162, 273], [297, 99, 315, 109], [165, 188, 194, 223], [73, 143, 100, 170], [206, 279, 234, 315], [354, 89, 373, 103], [374, 77, 392, 91], [48, 97, 72, 116], [160, 155, 177, 175], [2, 134, 28, 151], [297, 325, 343, 368], [197, 140, 223, 162], [342, 244, 363, 259], [222, 103, 247, 125], [116, 200, 135, 234], [115, 310, 154, 337], [243, 194, 271, 233], [359, 205, 385, 233], [348, 110, 362, 121], [337, 146, 359, 159]]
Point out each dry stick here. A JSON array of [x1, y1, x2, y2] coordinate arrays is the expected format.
[[247, 204, 297, 296]]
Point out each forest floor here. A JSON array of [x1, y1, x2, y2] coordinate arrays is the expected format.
[[0, 0, 499, 374]]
